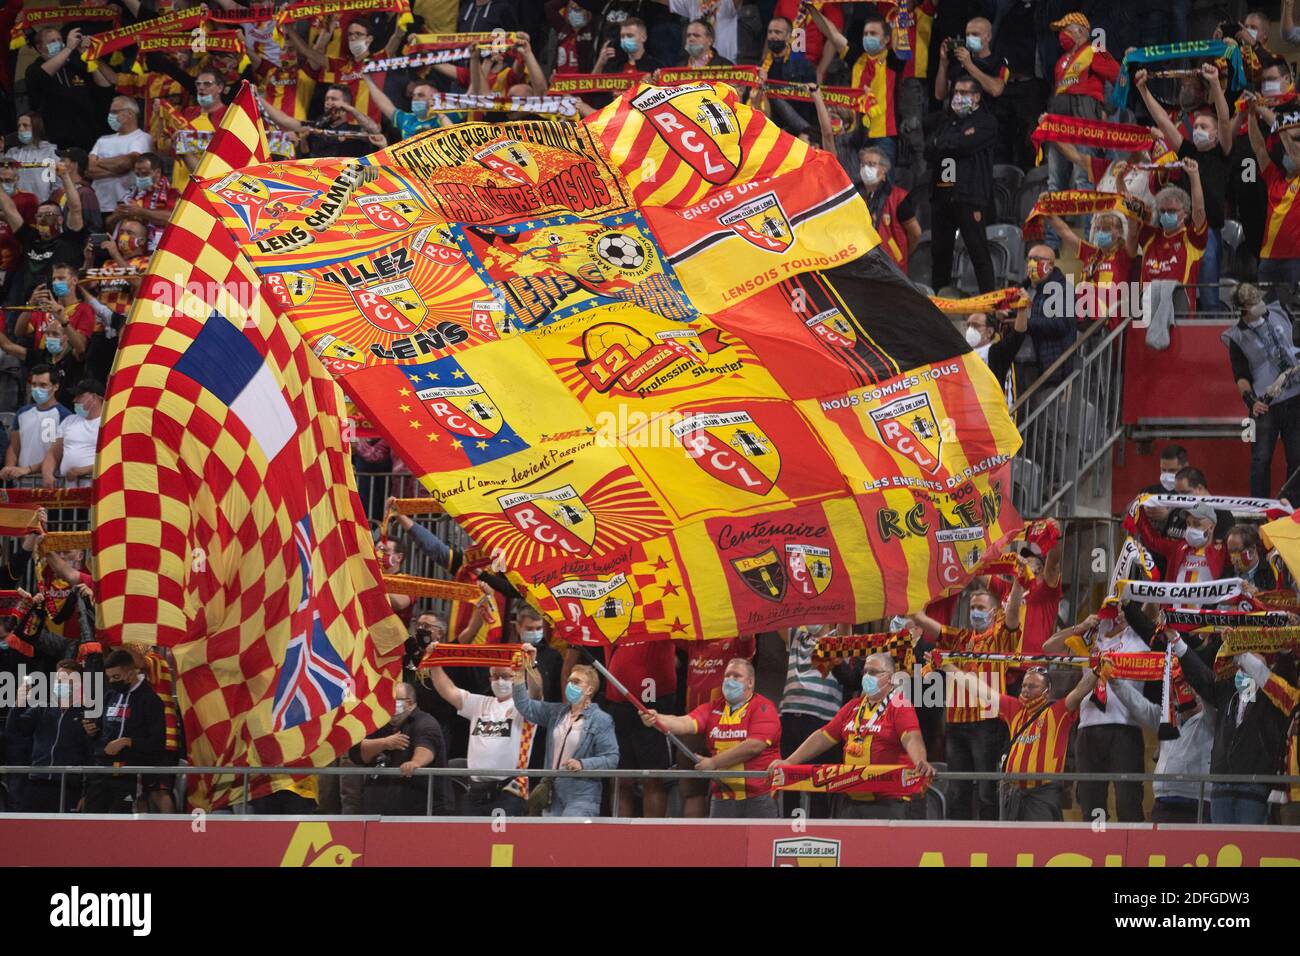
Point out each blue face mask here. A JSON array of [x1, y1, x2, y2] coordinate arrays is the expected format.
[[861, 672, 881, 696], [411, 99, 430, 117], [17, 130, 32, 145], [1, 181, 14, 195], [564, 681, 585, 705], [1094, 229, 1115, 248], [721, 678, 746, 705], [31, 387, 50, 404], [1234, 671, 1253, 695], [74, 401, 89, 419], [620, 36, 640, 55], [863, 35, 884, 54], [965, 34, 983, 52], [521, 627, 544, 645], [197, 93, 216, 109], [46, 40, 64, 58], [46, 336, 63, 355], [51, 279, 69, 298], [1159, 210, 1181, 231], [134, 174, 153, 190], [970, 607, 993, 631], [106, 113, 121, 133]]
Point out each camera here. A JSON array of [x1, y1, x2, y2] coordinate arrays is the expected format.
[[946, 37, 966, 64]]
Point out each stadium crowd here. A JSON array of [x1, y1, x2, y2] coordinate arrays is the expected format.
[[0, 0, 1297, 825]]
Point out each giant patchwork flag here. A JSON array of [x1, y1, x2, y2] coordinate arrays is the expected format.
[[92, 84, 407, 809], [198, 81, 1023, 644]]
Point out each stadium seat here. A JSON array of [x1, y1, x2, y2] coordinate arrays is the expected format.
[[1015, 180, 1048, 226], [448, 758, 471, 815], [953, 224, 1025, 293], [1022, 164, 1049, 186], [1220, 219, 1244, 279], [908, 236, 933, 286], [992, 164, 1024, 222]]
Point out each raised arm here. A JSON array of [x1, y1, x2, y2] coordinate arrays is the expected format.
[[812, 86, 836, 152], [809, 5, 848, 57], [1046, 214, 1082, 258], [517, 33, 548, 96], [258, 95, 306, 133], [1184, 156, 1206, 231], [0, 182, 23, 232], [285, 25, 326, 73], [426, 665, 467, 709], [59, 162, 82, 233], [1246, 96, 1273, 171], [362, 73, 398, 121], [1134, 69, 1184, 151], [1063, 668, 1101, 713], [1202, 63, 1233, 157]]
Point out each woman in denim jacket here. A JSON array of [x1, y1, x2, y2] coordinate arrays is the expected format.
[[512, 651, 619, 817]]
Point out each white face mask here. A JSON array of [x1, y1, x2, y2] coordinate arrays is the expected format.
[[965, 326, 984, 348], [349, 38, 369, 59], [1159, 470, 1177, 491], [393, 699, 409, 716], [1192, 127, 1213, 148], [860, 163, 881, 185], [491, 678, 514, 699], [1246, 27, 1259, 43], [1262, 79, 1284, 96], [1184, 526, 1209, 548]]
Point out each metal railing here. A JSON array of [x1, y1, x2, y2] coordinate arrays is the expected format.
[[1011, 316, 1132, 518], [2, 764, 1296, 824]]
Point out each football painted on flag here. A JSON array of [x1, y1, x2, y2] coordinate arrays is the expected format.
[[198, 80, 1023, 644]]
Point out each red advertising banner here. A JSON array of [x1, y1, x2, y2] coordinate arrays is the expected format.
[[0, 819, 1297, 868]]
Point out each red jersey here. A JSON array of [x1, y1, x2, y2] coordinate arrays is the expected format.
[[681, 636, 756, 712], [886, 0, 936, 80], [1077, 239, 1137, 326], [687, 692, 781, 799], [1053, 44, 1119, 101], [1139, 219, 1208, 286], [872, 185, 912, 271], [821, 692, 920, 800], [997, 695, 1076, 786], [605, 640, 678, 704], [776, 0, 843, 65], [255, 59, 317, 122], [1134, 508, 1227, 586], [1261, 163, 1300, 261], [0, 190, 36, 273], [1020, 578, 1062, 657], [32, 302, 96, 350]]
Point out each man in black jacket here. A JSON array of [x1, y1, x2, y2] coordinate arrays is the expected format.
[[81, 649, 167, 813], [8, 659, 92, 812], [926, 76, 998, 294], [1177, 642, 1298, 825]]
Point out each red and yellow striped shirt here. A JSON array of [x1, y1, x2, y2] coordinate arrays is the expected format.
[[255, 59, 317, 122], [998, 695, 1076, 787], [937, 615, 1022, 723], [145, 650, 182, 755], [1261, 163, 1300, 261]]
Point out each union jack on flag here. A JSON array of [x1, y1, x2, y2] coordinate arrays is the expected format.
[[271, 516, 354, 732], [93, 82, 406, 811]]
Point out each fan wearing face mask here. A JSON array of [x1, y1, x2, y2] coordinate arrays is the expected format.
[[1133, 501, 1229, 606], [543, 1, 597, 73], [0, 161, 86, 305], [854, 147, 920, 271], [910, 580, 1025, 820], [1136, 64, 1231, 311], [285, 13, 407, 128], [963, 309, 1026, 392], [1136, 165, 1209, 310], [1245, 98, 1300, 290], [1045, 210, 1140, 328], [350, 681, 451, 815], [1223, 282, 1300, 496], [1040, 12, 1119, 250], [425, 655, 540, 816]]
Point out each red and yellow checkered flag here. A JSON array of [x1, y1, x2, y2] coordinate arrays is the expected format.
[[92, 82, 406, 810]]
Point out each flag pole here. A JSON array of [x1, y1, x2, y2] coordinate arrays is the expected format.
[[579, 649, 701, 765]]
